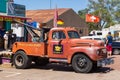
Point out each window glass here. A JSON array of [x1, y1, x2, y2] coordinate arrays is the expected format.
[[52, 31, 66, 39], [68, 31, 80, 39]]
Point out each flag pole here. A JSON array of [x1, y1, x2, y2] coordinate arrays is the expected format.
[[53, 5, 58, 28]]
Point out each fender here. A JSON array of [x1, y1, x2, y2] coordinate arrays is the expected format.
[[67, 47, 101, 63]]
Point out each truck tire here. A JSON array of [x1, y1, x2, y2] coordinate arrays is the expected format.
[[113, 49, 120, 55], [13, 51, 32, 69], [72, 54, 93, 73]]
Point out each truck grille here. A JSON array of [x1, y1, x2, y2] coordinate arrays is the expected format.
[[98, 48, 107, 58]]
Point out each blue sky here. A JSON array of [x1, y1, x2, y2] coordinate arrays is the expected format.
[[14, 0, 89, 13]]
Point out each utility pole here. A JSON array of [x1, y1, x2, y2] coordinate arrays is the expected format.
[[50, 0, 52, 9]]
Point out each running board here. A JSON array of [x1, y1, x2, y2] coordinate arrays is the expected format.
[[49, 58, 68, 63]]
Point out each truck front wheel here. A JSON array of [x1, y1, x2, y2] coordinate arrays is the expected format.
[[72, 54, 93, 73], [13, 51, 32, 69]]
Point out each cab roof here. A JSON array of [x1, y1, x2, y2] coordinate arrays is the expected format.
[[50, 27, 76, 31]]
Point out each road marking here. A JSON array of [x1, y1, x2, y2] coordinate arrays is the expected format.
[[3, 71, 21, 77], [5, 73, 21, 77]]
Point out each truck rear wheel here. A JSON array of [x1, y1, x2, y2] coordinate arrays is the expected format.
[[72, 54, 93, 73], [13, 51, 32, 69]]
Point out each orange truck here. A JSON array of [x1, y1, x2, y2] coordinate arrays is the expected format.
[[11, 27, 114, 73]]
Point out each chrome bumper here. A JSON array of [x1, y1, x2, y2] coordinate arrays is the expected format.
[[97, 57, 114, 67]]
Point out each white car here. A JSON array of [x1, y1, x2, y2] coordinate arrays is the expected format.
[[80, 36, 106, 43]]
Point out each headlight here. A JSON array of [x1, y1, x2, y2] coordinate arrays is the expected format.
[[96, 48, 107, 56], [96, 50, 100, 55], [102, 48, 107, 53]]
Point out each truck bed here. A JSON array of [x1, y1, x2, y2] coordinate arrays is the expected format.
[[12, 42, 47, 56]]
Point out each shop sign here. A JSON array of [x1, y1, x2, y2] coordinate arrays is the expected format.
[[0, 16, 3, 21], [13, 18, 21, 21], [0, 15, 28, 21], [4, 17, 12, 21], [7, 2, 25, 17]]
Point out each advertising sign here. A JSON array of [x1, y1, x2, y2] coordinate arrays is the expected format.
[[0, 16, 4, 21], [7, 2, 26, 17]]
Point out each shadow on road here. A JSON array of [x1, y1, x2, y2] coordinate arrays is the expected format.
[[0, 70, 3, 72], [29, 63, 114, 73], [91, 67, 114, 73], [30, 63, 74, 72]]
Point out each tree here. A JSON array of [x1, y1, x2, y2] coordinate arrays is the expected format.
[[78, 0, 120, 30], [78, 8, 89, 19]]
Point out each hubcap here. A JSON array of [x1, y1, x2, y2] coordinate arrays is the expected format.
[[15, 55, 24, 66], [77, 57, 87, 68]]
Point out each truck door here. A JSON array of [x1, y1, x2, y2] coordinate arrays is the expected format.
[[48, 30, 68, 58]]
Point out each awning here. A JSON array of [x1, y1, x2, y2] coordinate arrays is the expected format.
[[0, 15, 31, 21]]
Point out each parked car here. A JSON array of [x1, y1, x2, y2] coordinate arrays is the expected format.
[[112, 41, 120, 55], [80, 36, 106, 43]]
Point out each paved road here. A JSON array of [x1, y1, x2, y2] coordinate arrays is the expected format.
[[0, 55, 120, 80]]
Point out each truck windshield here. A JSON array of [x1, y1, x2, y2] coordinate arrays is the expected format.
[[68, 31, 80, 39]]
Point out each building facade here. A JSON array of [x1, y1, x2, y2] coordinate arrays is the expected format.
[[0, 0, 28, 48], [26, 8, 89, 36]]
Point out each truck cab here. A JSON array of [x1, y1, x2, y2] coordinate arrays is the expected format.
[[12, 27, 114, 73]]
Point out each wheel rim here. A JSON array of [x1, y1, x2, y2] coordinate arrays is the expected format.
[[77, 57, 87, 68], [15, 55, 24, 66]]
